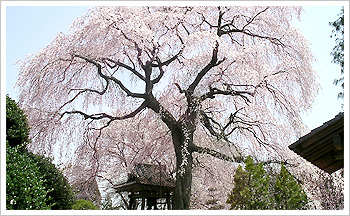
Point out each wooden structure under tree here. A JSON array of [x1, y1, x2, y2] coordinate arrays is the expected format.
[[289, 112, 344, 174], [113, 163, 175, 210]]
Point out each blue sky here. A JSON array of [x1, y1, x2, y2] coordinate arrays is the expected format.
[[3, 4, 346, 131]]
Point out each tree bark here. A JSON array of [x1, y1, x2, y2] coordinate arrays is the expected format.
[[170, 123, 194, 210], [172, 157, 193, 210]]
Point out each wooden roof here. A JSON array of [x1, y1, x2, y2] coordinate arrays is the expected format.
[[289, 112, 344, 174], [114, 163, 175, 192]]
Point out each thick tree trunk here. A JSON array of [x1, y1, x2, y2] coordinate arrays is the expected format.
[[146, 95, 195, 209], [170, 122, 194, 210], [172, 148, 193, 209]]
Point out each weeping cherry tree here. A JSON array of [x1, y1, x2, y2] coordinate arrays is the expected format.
[[17, 6, 319, 209]]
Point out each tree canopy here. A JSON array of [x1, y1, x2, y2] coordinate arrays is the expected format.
[[16, 6, 319, 209]]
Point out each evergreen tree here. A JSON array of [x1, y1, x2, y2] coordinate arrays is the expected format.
[[72, 199, 100, 210], [273, 164, 308, 210], [226, 165, 249, 209], [227, 156, 308, 210], [227, 156, 271, 210]]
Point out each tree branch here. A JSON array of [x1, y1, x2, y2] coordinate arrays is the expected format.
[[218, 7, 285, 46], [191, 145, 244, 163], [108, 76, 146, 98], [146, 94, 179, 130], [200, 86, 254, 103], [152, 47, 183, 68], [242, 7, 269, 30], [73, 54, 146, 99], [199, 108, 271, 151], [192, 145, 297, 167], [60, 101, 148, 122], [58, 55, 111, 109], [101, 57, 145, 82], [60, 85, 109, 110], [150, 48, 183, 85], [187, 42, 222, 94]]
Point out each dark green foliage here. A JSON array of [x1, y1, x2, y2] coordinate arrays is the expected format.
[[227, 156, 271, 210], [27, 152, 76, 209], [6, 95, 76, 210], [227, 156, 308, 210], [6, 142, 51, 210], [273, 164, 308, 210], [72, 199, 100, 210], [6, 95, 30, 148], [226, 166, 248, 209], [330, 7, 344, 99]]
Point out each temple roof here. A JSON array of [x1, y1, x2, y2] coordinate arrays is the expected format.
[[289, 112, 344, 174], [114, 163, 175, 192]]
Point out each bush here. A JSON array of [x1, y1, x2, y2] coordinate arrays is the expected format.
[[6, 95, 30, 149], [28, 152, 76, 209], [72, 199, 99, 210], [6, 142, 51, 210]]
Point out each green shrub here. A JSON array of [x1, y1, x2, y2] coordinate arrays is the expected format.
[[6, 142, 51, 210], [72, 199, 99, 210], [6, 95, 30, 149], [28, 152, 76, 209]]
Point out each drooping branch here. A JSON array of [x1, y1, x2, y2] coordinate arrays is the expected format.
[[199, 108, 271, 149], [199, 110, 226, 140], [111, 23, 146, 68], [199, 109, 247, 141], [60, 85, 109, 110], [217, 7, 285, 46], [58, 55, 111, 109], [241, 7, 269, 30], [108, 76, 146, 98]]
